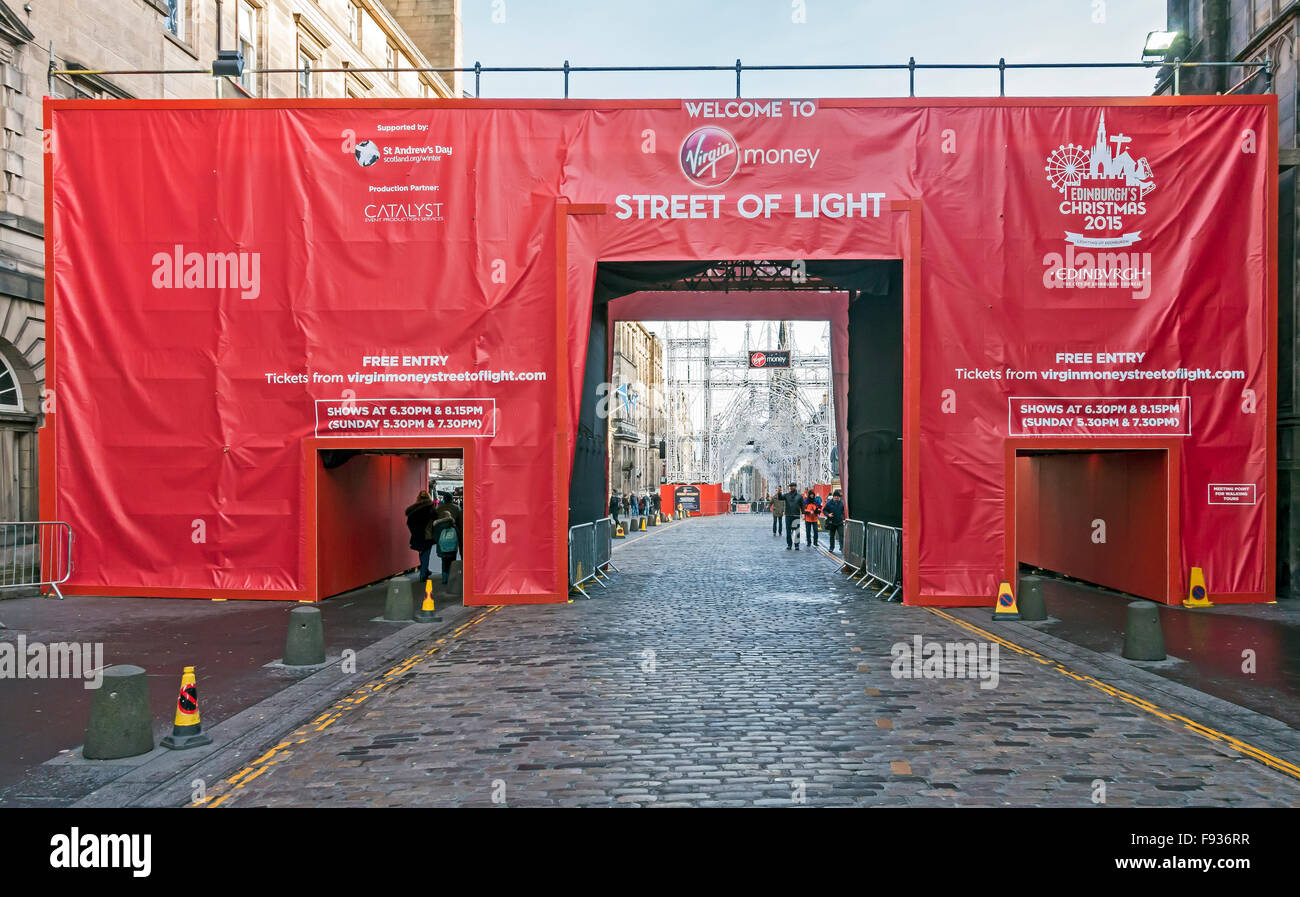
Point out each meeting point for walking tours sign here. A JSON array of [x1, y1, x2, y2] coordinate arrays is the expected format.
[[42, 95, 1275, 606]]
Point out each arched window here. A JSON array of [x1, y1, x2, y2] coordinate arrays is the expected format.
[[0, 354, 23, 411]]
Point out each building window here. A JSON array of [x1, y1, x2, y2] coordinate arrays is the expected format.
[[385, 43, 395, 79], [0, 355, 22, 411], [1254, 0, 1274, 33], [238, 2, 259, 94], [348, 2, 360, 43], [164, 0, 184, 39], [297, 50, 314, 98], [1186, 0, 1201, 37]]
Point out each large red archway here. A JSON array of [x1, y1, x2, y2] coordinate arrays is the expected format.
[[41, 96, 1276, 607]]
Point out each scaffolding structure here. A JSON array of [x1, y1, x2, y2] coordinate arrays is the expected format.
[[664, 320, 833, 493]]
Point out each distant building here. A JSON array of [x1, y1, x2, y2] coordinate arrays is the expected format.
[[1156, 1, 1297, 598], [608, 321, 664, 497], [0, 1, 459, 520]]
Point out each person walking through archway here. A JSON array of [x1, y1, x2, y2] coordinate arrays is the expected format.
[[783, 482, 803, 551], [823, 489, 845, 554], [404, 490, 437, 581], [429, 507, 459, 586], [803, 488, 822, 548]]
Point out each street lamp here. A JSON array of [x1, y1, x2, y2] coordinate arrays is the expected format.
[[1142, 30, 1180, 62]]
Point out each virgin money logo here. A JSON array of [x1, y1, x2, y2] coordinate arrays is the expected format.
[[680, 126, 739, 187], [750, 352, 766, 367]]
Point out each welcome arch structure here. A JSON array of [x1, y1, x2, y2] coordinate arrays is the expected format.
[[42, 95, 1276, 607]]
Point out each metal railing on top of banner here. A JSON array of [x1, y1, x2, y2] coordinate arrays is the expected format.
[[0, 521, 74, 599], [841, 518, 901, 602], [50, 58, 1272, 100]]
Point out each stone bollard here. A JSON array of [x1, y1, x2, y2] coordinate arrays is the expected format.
[[1018, 576, 1047, 621], [1122, 601, 1166, 661], [83, 665, 154, 760], [383, 580, 415, 622], [283, 605, 326, 666]]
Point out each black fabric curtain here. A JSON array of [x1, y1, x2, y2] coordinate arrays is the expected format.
[[569, 301, 610, 527], [846, 262, 903, 526]]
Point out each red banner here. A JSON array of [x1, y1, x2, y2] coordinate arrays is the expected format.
[[44, 96, 1275, 605]]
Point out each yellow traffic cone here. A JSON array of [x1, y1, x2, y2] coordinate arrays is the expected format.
[[415, 578, 441, 622], [640, 517, 646, 531], [1183, 566, 1213, 608], [614, 524, 626, 538], [991, 581, 1020, 621], [160, 666, 212, 750]]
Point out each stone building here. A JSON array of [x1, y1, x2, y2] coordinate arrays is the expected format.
[[608, 321, 664, 498], [1157, 1, 1298, 598], [0, 0, 460, 520]]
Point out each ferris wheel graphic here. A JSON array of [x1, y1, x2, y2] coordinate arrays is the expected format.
[[1045, 143, 1090, 193]]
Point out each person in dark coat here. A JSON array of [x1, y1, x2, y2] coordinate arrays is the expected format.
[[429, 507, 459, 585], [822, 489, 846, 554], [783, 482, 804, 550], [436, 492, 463, 559], [405, 490, 437, 580], [609, 491, 621, 527]]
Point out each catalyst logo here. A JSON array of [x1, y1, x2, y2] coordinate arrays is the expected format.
[[680, 126, 739, 188], [362, 200, 445, 223]]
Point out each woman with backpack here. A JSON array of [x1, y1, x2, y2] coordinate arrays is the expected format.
[[429, 507, 459, 586], [404, 490, 437, 581]]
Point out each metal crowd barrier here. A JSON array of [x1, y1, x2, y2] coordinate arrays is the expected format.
[[842, 519, 866, 576], [594, 516, 618, 574], [568, 516, 618, 599], [858, 522, 903, 601], [0, 521, 74, 599]]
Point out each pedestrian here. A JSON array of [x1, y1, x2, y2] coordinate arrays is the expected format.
[[771, 491, 785, 536], [609, 491, 621, 528], [803, 488, 821, 547], [783, 482, 803, 550], [436, 491, 463, 559], [429, 507, 459, 586], [404, 490, 437, 581], [823, 489, 845, 554]]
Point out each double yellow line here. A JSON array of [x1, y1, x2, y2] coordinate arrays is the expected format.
[[819, 545, 1300, 784], [194, 605, 502, 807], [927, 606, 1300, 782]]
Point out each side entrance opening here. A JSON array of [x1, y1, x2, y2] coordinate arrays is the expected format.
[[1015, 449, 1172, 603], [315, 447, 466, 601]]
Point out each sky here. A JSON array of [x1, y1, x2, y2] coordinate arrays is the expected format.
[[462, 0, 1170, 100]]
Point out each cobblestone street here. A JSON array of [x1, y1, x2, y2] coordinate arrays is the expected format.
[[202, 515, 1300, 807]]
